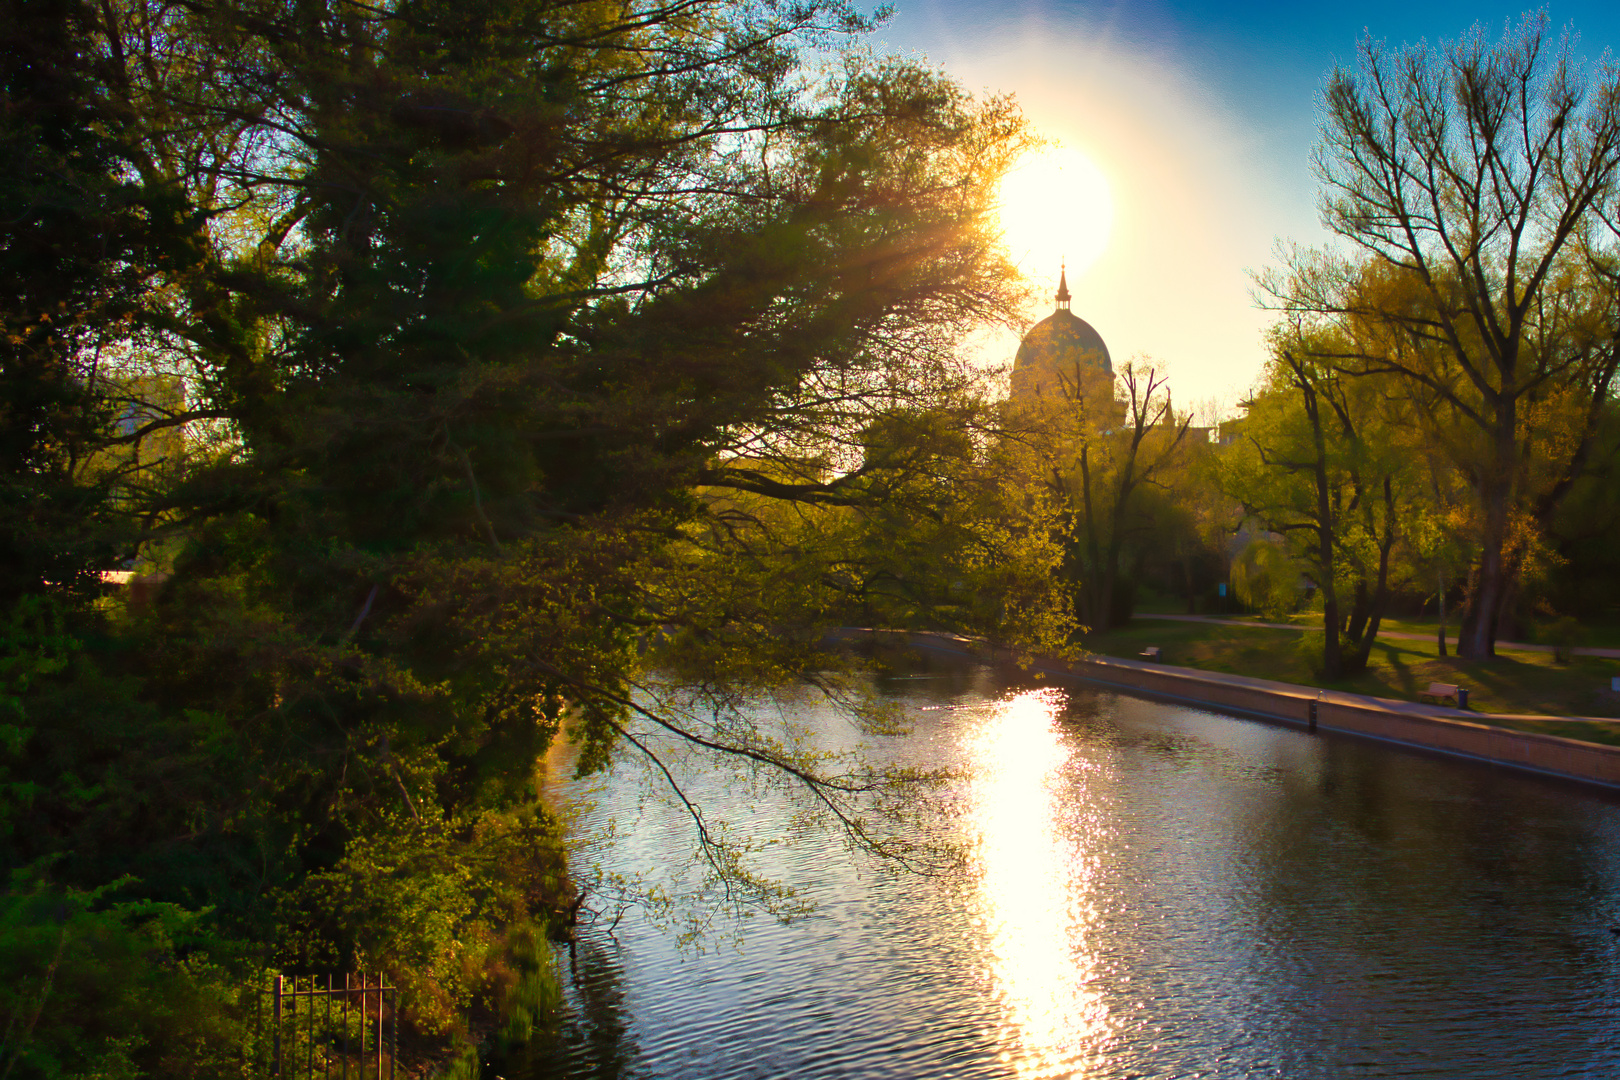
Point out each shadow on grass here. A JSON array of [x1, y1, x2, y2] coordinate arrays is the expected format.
[[1375, 641, 1417, 699]]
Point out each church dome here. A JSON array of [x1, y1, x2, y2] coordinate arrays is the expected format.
[[1010, 268, 1112, 400]]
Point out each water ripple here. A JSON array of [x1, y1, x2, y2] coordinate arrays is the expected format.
[[535, 662, 1620, 1079]]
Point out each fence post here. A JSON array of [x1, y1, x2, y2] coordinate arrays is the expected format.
[[375, 975, 382, 1080], [389, 981, 397, 1080], [272, 975, 283, 1077]]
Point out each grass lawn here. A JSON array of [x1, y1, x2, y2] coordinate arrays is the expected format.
[[1134, 597, 1620, 650], [1371, 614, 1620, 651], [1082, 618, 1620, 746], [1131, 587, 1620, 649]]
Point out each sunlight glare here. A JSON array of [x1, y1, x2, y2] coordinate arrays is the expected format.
[[964, 688, 1112, 1077], [995, 144, 1114, 284]]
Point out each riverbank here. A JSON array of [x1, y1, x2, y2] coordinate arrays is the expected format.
[[834, 629, 1620, 792], [1079, 618, 1620, 723]]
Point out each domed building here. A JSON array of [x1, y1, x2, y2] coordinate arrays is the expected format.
[[1010, 267, 1113, 402]]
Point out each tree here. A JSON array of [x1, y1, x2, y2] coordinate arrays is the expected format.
[[0, 0, 174, 605], [1405, 450, 1474, 656], [661, 399, 1073, 722], [1125, 418, 1231, 615], [1003, 358, 1190, 630], [1543, 397, 1620, 617], [2, 0, 1044, 1064], [1219, 333, 1418, 677], [1268, 13, 1620, 658]]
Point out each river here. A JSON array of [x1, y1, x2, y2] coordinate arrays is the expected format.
[[523, 653, 1620, 1079]]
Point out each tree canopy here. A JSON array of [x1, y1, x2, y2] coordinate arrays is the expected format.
[[0, 0, 1053, 1070], [1264, 12, 1620, 657]]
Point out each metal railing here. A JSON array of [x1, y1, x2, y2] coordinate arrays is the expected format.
[[257, 973, 398, 1079]]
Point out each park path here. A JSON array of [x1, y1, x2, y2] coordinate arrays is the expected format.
[[1133, 612, 1620, 659]]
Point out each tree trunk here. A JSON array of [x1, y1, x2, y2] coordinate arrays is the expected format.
[[1458, 480, 1510, 660], [1319, 580, 1343, 679], [1078, 444, 1106, 629], [1100, 522, 1127, 630], [1436, 568, 1447, 658], [1344, 577, 1370, 647], [1095, 570, 1115, 632], [1344, 477, 1397, 674], [1295, 368, 1342, 679]]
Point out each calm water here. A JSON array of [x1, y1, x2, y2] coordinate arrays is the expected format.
[[524, 656, 1620, 1079]]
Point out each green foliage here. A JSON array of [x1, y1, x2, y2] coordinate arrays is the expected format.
[[998, 359, 1197, 631], [0, 0, 156, 606], [1544, 404, 1620, 618], [1230, 537, 1301, 619], [0, 599, 69, 830], [283, 811, 569, 1036], [1293, 629, 1326, 677], [0, 0, 1048, 1069], [1216, 334, 1420, 676], [0, 867, 253, 1079]]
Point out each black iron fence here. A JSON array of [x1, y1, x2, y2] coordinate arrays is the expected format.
[[255, 974, 398, 1079]]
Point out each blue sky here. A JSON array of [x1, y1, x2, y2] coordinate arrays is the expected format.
[[871, 2, 1620, 409]]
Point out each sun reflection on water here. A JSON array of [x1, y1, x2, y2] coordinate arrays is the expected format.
[[963, 688, 1112, 1078]]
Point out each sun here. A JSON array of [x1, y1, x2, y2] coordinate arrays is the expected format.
[[995, 143, 1114, 284]]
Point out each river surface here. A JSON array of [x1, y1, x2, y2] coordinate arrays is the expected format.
[[524, 654, 1620, 1079]]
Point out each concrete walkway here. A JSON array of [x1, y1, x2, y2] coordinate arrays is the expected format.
[[1133, 612, 1620, 659]]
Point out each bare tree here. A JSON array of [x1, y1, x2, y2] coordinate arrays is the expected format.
[[1267, 14, 1620, 657], [1008, 359, 1190, 630]]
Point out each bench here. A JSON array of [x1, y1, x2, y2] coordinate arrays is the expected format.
[[1419, 682, 1468, 708], [1139, 646, 1161, 660]]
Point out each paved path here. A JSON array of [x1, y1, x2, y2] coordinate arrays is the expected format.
[[1132, 612, 1620, 659]]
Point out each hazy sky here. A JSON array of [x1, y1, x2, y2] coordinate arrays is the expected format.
[[874, 2, 1620, 412]]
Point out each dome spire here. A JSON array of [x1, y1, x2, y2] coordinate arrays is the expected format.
[[1055, 263, 1071, 310]]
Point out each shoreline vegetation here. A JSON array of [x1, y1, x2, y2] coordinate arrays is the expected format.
[[3, 0, 1045, 1071]]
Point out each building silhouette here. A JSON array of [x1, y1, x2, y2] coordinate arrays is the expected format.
[[1009, 266, 1112, 402]]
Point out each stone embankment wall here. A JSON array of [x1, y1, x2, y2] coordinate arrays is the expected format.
[[833, 629, 1620, 792]]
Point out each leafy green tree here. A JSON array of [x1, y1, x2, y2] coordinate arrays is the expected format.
[[1404, 454, 1474, 656], [1228, 533, 1302, 618], [0, 868, 253, 1080], [1267, 14, 1620, 658], [1122, 419, 1232, 615], [712, 403, 1073, 650], [1218, 333, 1420, 677], [1543, 398, 1620, 619], [2, 0, 1044, 1067], [0, 0, 163, 604]]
